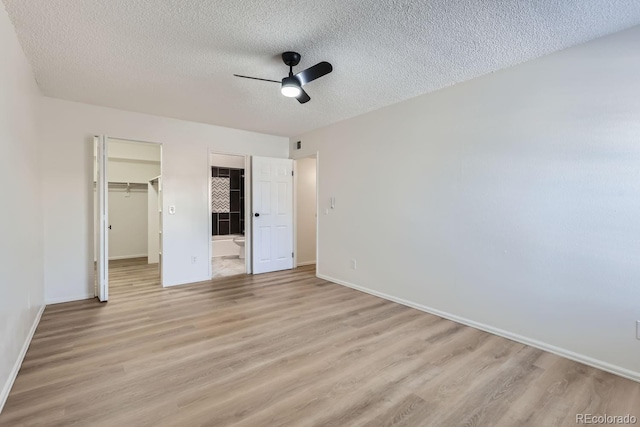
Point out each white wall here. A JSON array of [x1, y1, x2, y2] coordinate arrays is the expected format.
[[41, 98, 288, 302], [109, 138, 161, 162], [93, 139, 161, 183], [210, 153, 245, 169], [296, 157, 317, 266], [291, 26, 640, 380], [107, 141, 160, 260], [0, 7, 44, 410], [108, 160, 160, 184], [107, 139, 161, 183], [93, 142, 161, 261], [108, 189, 149, 259]]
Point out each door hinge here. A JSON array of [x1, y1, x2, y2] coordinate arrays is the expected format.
[[291, 170, 294, 176], [292, 252, 294, 258]]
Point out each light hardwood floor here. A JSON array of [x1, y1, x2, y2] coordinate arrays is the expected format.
[[1, 258, 639, 426]]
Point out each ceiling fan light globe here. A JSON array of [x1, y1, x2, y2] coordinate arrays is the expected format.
[[281, 76, 301, 98], [281, 86, 301, 97]]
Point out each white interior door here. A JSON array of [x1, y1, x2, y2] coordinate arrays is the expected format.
[[252, 156, 293, 274], [95, 135, 109, 301]]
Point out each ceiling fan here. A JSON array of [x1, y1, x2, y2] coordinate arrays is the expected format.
[[234, 52, 333, 104]]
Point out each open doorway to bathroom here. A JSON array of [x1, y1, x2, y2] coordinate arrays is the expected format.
[[209, 152, 248, 279]]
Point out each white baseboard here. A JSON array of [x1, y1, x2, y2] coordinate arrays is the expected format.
[[1, 305, 45, 414], [317, 274, 640, 383], [108, 254, 147, 261], [296, 260, 316, 267], [46, 294, 94, 305]]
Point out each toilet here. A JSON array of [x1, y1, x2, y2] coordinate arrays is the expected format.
[[233, 236, 245, 259]]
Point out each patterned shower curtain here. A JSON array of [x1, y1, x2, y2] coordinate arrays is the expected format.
[[211, 177, 230, 213]]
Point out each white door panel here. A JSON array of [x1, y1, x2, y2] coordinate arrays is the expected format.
[[277, 182, 288, 213], [276, 226, 288, 260], [259, 226, 271, 262], [95, 135, 109, 301], [252, 156, 293, 274], [259, 181, 271, 215]]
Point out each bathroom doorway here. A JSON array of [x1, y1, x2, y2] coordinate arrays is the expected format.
[[209, 152, 249, 279]]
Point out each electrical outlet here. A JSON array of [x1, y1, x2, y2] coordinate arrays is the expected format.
[[169, 205, 176, 215], [637, 321, 640, 340], [351, 259, 357, 270], [191, 256, 197, 264]]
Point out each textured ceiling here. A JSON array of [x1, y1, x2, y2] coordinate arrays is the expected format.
[[4, 1, 640, 137]]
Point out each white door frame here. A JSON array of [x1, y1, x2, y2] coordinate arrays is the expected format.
[[207, 150, 252, 278], [94, 136, 164, 296], [293, 152, 319, 276], [95, 135, 109, 301]]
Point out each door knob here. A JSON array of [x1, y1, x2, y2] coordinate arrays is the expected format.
[[254, 213, 260, 217]]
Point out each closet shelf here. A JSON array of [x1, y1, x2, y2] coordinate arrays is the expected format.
[[93, 181, 149, 189]]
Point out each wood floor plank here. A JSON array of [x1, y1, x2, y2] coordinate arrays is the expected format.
[[1, 259, 639, 426]]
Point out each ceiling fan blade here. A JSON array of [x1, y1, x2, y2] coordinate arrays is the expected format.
[[296, 88, 311, 104], [295, 62, 332, 86], [233, 74, 280, 83]]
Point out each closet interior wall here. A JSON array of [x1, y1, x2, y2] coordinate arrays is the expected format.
[[93, 139, 161, 261]]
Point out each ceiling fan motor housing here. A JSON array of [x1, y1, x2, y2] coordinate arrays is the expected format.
[[282, 51, 301, 67]]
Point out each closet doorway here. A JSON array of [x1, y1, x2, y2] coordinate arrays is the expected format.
[[209, 152, 250, 279], [94, 136, 162, 301], [294, 154, 318, 271]]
